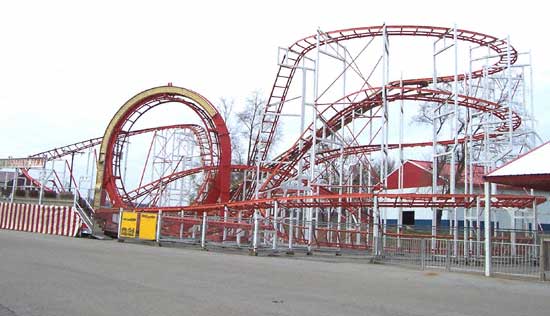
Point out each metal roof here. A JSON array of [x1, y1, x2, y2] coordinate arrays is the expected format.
[[485, 141, 550, 191]]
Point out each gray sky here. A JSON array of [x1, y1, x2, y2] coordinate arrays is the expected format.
[[1, 0, 548, 158]]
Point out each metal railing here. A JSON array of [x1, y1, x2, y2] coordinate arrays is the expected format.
[[378, 236, 540, 278], [152, 212, 545, 279]]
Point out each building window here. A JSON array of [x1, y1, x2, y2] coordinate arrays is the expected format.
[[403, 211, 415, 225]]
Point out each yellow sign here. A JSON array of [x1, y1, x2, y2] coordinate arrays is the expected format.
[[139, 213, 158, 240], [119, 211, 137, 238]]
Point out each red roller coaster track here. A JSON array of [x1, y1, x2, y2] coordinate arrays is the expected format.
[[19, 26, 542, 240], [92, 86, 232, 210], [249, 25, 517, 166]]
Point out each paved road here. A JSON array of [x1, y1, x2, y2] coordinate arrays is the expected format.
[[0, 230, 548, 316]]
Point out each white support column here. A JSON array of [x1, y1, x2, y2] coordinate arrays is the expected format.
[[510, 209, 517, 257], [398, 76, 404, 249], [10, 168, 17, 203], [3, 169, 7, 191], [431, 35, 439, 251], [309, 29, 321, 189], [452, 25, 459, 258], [307, 205, 313, 255], [287, 209, 294, 254], [356, 163, 363, 245], [236, 211, 242, 247], [223, 206, 228, 242], [463, 210, 469, 259], [476, 196, 481, 257], [297, 58, 308, 176], [506, 36, 513, 148], [117, 208, 123, 240], [464, 63, 472, 260], [431, 78, 438, 250], [252, 210, 259, 255], [38, 169, 50, 205], [484, 181, 492, 277], [373, 196, 380, 255], [367, 163, 372, 247], [272, 201, 279, 252], [533, 198, 538, 236], [337, 148, 343, 249], [201, 212, 207, 250], [242, 171, 247, 202], [532, 189, 539, 258], [156, 210, 162, 243], [528, 51, 536, 147], [381, 24, 390, 249]]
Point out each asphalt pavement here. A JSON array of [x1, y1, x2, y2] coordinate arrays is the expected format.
[[0, 230, 548, 316]]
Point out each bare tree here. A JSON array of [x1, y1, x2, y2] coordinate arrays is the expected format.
[[236, 90, 266, 164], [219, 97, 234, 123], [412, 102, 474, 192], [218, 91, 285, 193]]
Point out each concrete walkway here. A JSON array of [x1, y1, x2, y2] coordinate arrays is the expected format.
[[0, 230, 548, 316]]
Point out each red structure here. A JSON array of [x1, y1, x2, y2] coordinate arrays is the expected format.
[[17, 25, 543, 247], [92, 86, 232, 210]]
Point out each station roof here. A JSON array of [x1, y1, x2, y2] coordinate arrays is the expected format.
[[485, 141, 550, 191]]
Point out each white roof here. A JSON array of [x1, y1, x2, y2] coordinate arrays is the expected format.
[[487, 141, 550, 177]]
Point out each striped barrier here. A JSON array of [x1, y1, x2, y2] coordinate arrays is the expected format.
[[0, 203, 82, 237]]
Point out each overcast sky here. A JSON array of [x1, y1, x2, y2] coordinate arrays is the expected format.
[[1, 0, 548, 158]]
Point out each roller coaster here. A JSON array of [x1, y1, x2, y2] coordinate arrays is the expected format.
[[10, 25, 544, 250]]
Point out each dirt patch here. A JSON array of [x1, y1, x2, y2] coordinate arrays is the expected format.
[[424, 271, 439, 277]]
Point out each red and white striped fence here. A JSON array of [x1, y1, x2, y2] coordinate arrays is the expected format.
[[0, 203, 82, 237]]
